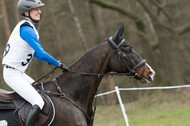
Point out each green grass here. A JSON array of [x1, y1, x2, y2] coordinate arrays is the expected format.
[[94, 89, 190, 126], [129, 106, 190, 126]]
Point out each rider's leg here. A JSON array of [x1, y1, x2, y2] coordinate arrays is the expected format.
[[3, 67, 44, 125], [22, 72, 44, 126], [25, 105, 41, 126]]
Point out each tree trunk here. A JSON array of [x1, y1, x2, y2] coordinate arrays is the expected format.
[[93, 4, 106, 40], [0, 0, 11, 40], [13, 0, 20, 22]]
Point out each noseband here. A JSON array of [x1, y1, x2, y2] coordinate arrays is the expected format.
[[108, 37, 147, 79]]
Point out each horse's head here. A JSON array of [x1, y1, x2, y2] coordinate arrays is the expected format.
[[108, 25, 155, 83]]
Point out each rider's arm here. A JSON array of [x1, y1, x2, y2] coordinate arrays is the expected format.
[[20, 25, 60, 66]]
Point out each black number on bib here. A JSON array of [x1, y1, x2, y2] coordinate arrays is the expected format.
[[22, 54, 33, 66], [3, 44, 10, 57]]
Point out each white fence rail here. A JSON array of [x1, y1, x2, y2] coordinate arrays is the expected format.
[[96, 84, 190, 126]]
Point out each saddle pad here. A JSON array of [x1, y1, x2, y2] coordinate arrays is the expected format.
[[0, 93, 55, 126], [0, 110, 20, 126]]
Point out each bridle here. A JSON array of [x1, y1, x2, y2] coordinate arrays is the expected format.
[[108, 36, 147, 79]]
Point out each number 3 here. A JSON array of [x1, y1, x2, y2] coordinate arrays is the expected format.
[[22, 54, 32, 66]]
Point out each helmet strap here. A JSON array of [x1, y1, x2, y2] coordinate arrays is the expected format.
[[26, 11, 39, 24]]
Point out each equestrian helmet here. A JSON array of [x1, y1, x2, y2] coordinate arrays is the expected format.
[[17, 0, 45, 16]]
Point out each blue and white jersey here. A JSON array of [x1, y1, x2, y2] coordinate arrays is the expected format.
[[2, 19, 59, 72]]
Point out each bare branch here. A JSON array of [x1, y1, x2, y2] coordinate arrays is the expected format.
[[144, 12, 159, 50], [88, 0, 149, 36], [178, 22, 190, 35], [89, 0, 139, 21], [137, 0, 175, 34], [150, 0, 172, 23], [68, 0, 88, 51]]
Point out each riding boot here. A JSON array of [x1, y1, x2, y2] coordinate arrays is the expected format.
[[25, 105, 41, 126]]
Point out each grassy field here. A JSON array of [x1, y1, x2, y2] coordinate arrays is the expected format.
[[94, 88, 190, 126]]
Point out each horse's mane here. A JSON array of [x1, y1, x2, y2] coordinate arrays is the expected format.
[[70, 40, 107, 67]]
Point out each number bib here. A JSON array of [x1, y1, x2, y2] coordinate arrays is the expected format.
[[2, 20, 38, 72]]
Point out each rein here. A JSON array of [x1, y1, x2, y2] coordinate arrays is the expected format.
[[32, 66, 58, 85], [68, 70, 134, 77]]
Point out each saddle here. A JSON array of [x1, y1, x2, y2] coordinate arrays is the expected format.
[[0, 88, 55, 126]]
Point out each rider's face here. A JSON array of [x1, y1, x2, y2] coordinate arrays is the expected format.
[[30, 7, 41, 21], [25, 7, 41, 23]]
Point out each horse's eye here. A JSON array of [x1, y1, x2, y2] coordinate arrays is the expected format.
[[129, 48, 132, 53], [120, 44, 133, 54], [125, 47, 132, 53], [122, 45, 127, 48]]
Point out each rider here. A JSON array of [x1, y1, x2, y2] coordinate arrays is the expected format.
[[2, 0, 69, 125]]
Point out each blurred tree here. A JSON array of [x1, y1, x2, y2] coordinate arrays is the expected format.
[[68, 0, 88, 51], [87, 0, 190, 85], [0, 0, 10, 39], [13, 0, 20, 22], [92, 4, 106, 40]]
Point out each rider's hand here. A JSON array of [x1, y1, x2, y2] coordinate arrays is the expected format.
[[59, 63, 69, 72]]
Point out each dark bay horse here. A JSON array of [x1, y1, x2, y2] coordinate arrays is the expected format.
[[43, 25, 155, 126], [0, 25, 155, 126]]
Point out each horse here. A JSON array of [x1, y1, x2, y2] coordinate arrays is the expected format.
[[0, 25, 155, 126]]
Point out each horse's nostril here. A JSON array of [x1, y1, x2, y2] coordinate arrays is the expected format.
[[149, 71, 153, 76], [149, 70, 155, 80]]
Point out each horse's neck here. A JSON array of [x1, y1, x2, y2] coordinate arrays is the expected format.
[[59, 41, 112, 107], [71, 42, 111, 74]]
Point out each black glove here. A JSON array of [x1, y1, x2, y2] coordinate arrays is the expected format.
[[59, 63, 69, 72]]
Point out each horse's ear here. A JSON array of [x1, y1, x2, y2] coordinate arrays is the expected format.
[[112, 25, 124, 45]]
